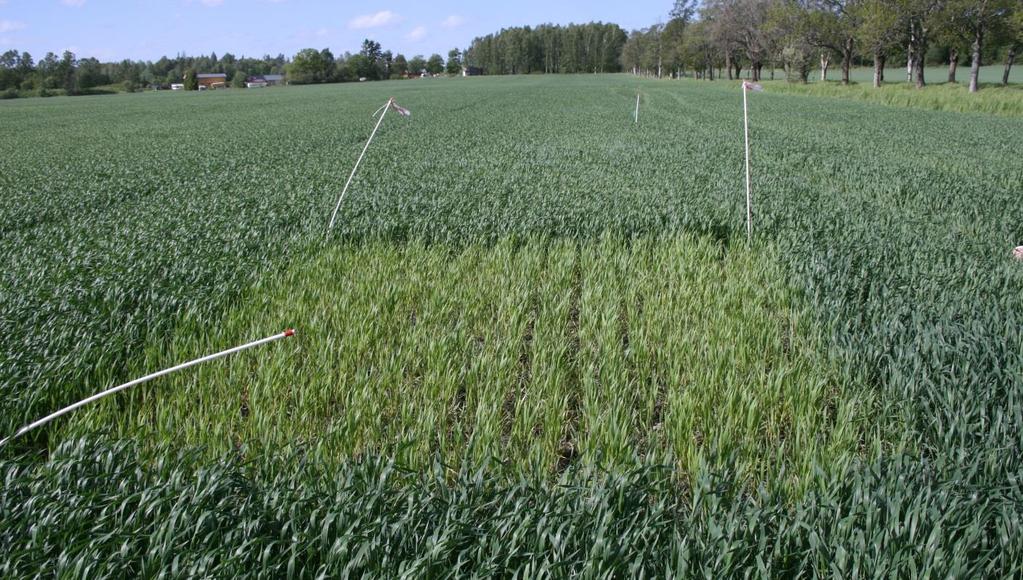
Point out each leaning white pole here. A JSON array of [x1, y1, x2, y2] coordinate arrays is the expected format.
[[743, 84, 752, 241], [327, 98, 393, 233], [0, 329, 297, 449], [635, 93, 640, 124]]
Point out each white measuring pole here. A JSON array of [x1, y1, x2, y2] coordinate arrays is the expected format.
[[0, 329, 297, 449], [327, 98, 393, 233], [743, 84, 752, 241], [635, 93, 640, 124]]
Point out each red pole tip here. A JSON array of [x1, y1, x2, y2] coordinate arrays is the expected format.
[[284, 329, 296, 337]]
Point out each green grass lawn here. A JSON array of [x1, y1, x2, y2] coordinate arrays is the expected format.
[[761, 76, 1023, 116], [767, 63, 1020, 85], [709, 63, 1023, 115]]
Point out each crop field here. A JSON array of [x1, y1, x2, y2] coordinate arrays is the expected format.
[[1, 75, 1022, 575]]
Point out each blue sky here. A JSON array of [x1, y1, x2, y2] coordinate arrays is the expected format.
[[0, 1, 674, 62]]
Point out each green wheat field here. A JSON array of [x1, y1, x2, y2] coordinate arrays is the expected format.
[[1, 75, 1021, 576]]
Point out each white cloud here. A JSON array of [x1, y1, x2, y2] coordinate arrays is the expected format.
[[441, 15, 464, 29], [60, 0, 86, 6], [0, 19, 26, 33], [405, 26, 427, 42], [348, 10, 399, 30], [200, 0, 223, 6]]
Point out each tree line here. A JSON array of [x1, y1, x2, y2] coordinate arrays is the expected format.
[[463, 23, 629, 74], [621, 0, 1021, 91], [3, 2, 1018, 98], [283, 40, 462, 84], [0, 40, 465, 98], [0, 50, 290, 97]]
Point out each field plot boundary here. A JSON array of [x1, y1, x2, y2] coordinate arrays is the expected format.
[[67, 234, 882, 492]]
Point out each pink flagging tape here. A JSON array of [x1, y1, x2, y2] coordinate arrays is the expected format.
[[389, 100, 412, 117]]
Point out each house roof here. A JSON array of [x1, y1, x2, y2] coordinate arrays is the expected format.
[[197, 73, 227, 79]]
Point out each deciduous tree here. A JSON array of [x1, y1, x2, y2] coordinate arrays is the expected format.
[[408, 55, 426, 75], [427, 54, 445, 75], [446, 49, 463, 74], [663, 1, 697, 77], [854, 0, 903, 86], [1004, 7, 1021, 84], [287, 48, 334, 83], [393, 54, 408, 78], [806, 1, 864, 84], [898, 0, 948, 88], [705, 0, 776, 81], [945, 0, 1016, 92]]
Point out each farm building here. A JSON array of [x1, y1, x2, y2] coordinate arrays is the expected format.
[[404, 70, 433, 79], [462, 66, 483, 77], [195, 73, 227, 88], [245, 75, 285, 88]]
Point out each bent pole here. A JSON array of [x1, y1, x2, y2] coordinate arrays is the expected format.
[[327, 98, 393, 234], [740, 81, 762, 242], [744, 84, 752, 242], [0, 329, 297, 449]]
